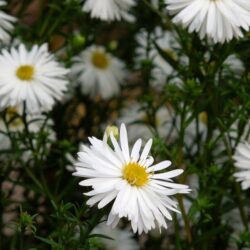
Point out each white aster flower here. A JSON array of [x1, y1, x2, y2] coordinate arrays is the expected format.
[[92, 222, 139, 250], [0, 43, 69, 113], [119, 102, 177, 143], [82, 0, 135, 22], [71, 45, 125, 99], [0, 1, 16, 44], [233, 142, 250, 190], [166, 0, 250, 43], [73, 123, 190, 234]]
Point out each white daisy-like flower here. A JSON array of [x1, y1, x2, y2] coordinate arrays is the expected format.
[[119, 102, 177, 143], [166, 0, 250, 43], [233, 142, 250, 190], [71, 45, 125, 99], [0, 1, 16, 44], [92, 222, 139, 250], [0, 43, 69, 113], [73, 123, 190, 234], [82, 0, 135, 22]]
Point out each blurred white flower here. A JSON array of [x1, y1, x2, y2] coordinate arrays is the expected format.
[[82, 0, 135, 22], [92, 223, 139, 250], [223, 206, 250, 250], [136, 27, 185, 89], [223, 207, 247, 234], [73, 123, 190, 234], [150, 0, 162, 9], [0, 106, 24, 133], [233, 142, 250, 190], [71, 45, 125, 99], [223, 54, 245, 77], [0, 1, 16, 44], [222, 117, 250, 152], [0, 105, 55, 152], [119, 102, 177, 143], [166, 0, 250, 43], [0, 44, 69, 114]]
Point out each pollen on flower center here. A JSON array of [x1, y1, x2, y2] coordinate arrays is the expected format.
[[91, 51, 109, 69], [16, 65, 35, 81], [122, 162, 149, 187]]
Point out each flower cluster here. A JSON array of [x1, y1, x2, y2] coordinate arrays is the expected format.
[[1, 1, 250, 250]]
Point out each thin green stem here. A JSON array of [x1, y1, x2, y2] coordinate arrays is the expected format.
[[142, 0, 173, 26], [235, 182, 249, 231], [219, 125, 249, 231], [24, 165, 56, 207], [20, 227, 24, 250], [173, 214, 182, 250], [177, 194, 193, 245], [23, 166, 43, 191], [0, 177, 3, 249]]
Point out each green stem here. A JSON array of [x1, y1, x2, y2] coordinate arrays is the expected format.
[[0, 177, 3, 249], [22, 103, 35, 152], [235, 182, 249, 231], [40, 5, 70, 44], [142, 0, 173, 26], [24, 166, 56, 206], [177, 194, 193, 245], [38, 7, 54, 38], [19, 224, 24, 250], [173, 214, 182, 250], [24, 166, 43, 191], [219, 126, 249, 231]]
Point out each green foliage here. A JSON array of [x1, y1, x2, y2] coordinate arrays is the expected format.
[[0, 0, 250, 250]]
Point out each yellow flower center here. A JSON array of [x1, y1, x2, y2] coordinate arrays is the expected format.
[[6, 107, 23, 128], [16, 65, 35, 81], [122, 162, 149, 187], [91, 51, 109, 69], [199, 112, 208, 125]]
